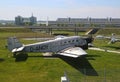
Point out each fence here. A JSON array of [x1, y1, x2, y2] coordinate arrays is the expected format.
[[65, 69, 120, 82]]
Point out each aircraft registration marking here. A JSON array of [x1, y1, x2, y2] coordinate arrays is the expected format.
[[30, 45, 48, 52]]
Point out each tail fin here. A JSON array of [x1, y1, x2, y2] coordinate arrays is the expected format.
[[7, 37, 23, 51]]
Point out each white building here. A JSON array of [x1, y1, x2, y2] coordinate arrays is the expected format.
[[48, 17, 120, 27]]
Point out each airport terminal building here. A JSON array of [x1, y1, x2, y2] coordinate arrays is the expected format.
[[48, 17, 120, 27]]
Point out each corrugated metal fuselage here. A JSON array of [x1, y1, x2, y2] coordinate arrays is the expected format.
[[23, 36, 88, 53]]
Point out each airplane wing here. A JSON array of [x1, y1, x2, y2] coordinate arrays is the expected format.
[[57, 47, 87, 58], [115, 39, 120, 41]]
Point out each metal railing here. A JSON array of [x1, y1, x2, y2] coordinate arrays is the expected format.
[[64, 69, 120, 82]]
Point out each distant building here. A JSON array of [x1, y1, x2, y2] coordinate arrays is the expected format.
[[0, 20, 14, 25], [15, 14, 37, 25], [48, 17, 120, 27]]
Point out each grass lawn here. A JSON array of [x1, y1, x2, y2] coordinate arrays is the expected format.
[[0, 27, 120, 82]]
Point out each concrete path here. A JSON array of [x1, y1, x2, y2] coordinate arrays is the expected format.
[[89, 47, 120, 54]]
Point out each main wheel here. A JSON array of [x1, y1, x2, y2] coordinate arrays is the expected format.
[[15, 53, 28, 62]]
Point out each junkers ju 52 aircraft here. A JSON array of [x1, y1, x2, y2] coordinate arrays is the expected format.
[[7, 36, 93, 58]]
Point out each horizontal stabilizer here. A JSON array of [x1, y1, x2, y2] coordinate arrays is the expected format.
[[12, 46, 24, 53], [58, 47, 87, 58]]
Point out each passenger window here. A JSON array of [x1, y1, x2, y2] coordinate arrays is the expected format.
[[68, 41, 71, 43], [76, 39, 79, 42], [64, 41, 67, 44]]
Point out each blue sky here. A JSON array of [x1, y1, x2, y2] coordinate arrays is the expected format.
[[0, 0, 120, 20]]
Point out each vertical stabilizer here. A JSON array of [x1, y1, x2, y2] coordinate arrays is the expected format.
[[7, 37, 22, 51]]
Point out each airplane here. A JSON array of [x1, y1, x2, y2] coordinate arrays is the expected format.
[[95, 33, 120, 44], [7, 36, 93, 58], [108, 33, 120, 44]]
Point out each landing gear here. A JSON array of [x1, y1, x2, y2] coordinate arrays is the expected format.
[[13, 52, 28, 62]]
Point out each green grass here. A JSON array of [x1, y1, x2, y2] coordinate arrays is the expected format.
[[52, 30, 86, 36], [96, 28, 120, 35], [94, 28, 120, 51], [0, 32, 52, 39], [0, 28, 32, 33], [93, 39, 120, 51], [0, 28, 53, 39], [0, 27, 120, 82]]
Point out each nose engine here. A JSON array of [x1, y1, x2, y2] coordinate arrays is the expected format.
[[75, 39, 88, 50], [84, 37, 94, 44]]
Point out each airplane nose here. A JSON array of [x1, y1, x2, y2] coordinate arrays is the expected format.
[[86, 37, 94, 43]]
